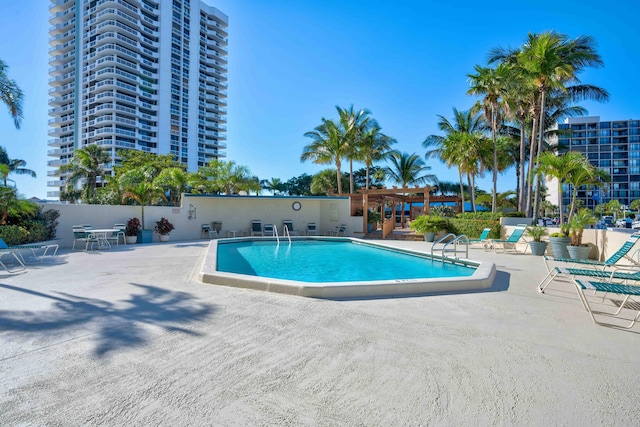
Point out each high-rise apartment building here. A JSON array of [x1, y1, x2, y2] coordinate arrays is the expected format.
[[47, 0, 228, 198], [555, 116, 640, 210]]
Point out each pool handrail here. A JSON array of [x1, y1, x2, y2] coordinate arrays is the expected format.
[[431, 233, 469, 261]]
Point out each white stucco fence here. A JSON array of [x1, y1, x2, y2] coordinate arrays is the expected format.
[[40, 194, 361, 249]]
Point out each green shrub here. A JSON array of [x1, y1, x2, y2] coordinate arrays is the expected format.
[[504, 211, 526, 218], [447, 219, 501, 239], [456, 212, 502, 221], [0, 225, 30, 245]]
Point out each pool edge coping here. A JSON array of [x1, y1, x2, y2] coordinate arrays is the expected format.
[[199, 237, 496, 299]]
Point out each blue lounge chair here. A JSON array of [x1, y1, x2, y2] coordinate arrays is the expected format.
[[538, 265, 640, 294], [0, 238, 58, 263], [572, 279, 640, 328], [487, 226, 526, 253], [468, 228, 491, 247], [543, 233, 640, 272]]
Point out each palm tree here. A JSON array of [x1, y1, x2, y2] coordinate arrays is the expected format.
[[120, 166, 166, 229], [504, 32, 605, 217], [0, 60, 24, 129], [261, 177, 285, 195], [154, 167, 189, 206], [565, 160, 609, 219], [358, 124, 396, 190], [467, 63, 511, 212], [423, 108, 486, 212], [336, 105, 373, 194], [532, 151, 586, 224], [61, 144, 111, 202], [0, 146, 36, 186], [194, 159, 253, 195], [0, 186, 36, 225], [302, 118, 348, 194]]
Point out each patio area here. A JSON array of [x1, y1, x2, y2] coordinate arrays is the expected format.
[[1, 240, 639, 425]]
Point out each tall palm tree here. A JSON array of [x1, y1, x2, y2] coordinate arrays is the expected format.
[[423, 108, 486, 212], [0, 60, 24, 129], [302, 118, 348, 194], [336, 105, 373, 194], [61, 144, 111, 202], [467, 63, 511, 212], [509, 32, 604, 217], [358, 124, 396, 190]]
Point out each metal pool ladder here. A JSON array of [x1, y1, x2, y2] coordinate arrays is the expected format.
[[431, 233, 469, 261], [282, 225, 292, 244]]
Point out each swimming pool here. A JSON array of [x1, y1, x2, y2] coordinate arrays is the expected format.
[[200, 237, 495, 299]]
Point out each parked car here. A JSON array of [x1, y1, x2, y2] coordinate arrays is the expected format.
[[632, 220, 640, 230], [616, 218, 626, 227]]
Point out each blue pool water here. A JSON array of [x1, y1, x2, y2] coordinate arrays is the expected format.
[[216, 239, 476, 283]]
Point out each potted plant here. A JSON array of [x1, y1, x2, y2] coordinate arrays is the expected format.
[[367, 210, 382, 233], [125, 217, 141, 244], [526, 225, 548, 256], [410, 215, 447, 242], [154, 217, 175, 242], [567, 208, 597, 260], [549, 221, 571, 259]]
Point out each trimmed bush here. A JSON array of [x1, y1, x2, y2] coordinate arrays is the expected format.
[[0, 225, 30, 245], [447, 219, 501, 239]]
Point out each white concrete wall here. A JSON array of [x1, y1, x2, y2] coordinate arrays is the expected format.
[[41, 195, 358, 248]]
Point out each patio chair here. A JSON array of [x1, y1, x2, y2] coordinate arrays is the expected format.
[[201, 223, 218, 239], [468, 228, 491, 247], [251, 220, 263, 236], [542, 232, 640, 273], [538, 265, 640, 294], [109, 224, 126, 246], [330, 224, 347, 236], [282, 220, 298, 236], [72, 226, 98, 251], [0, 238, 59, 263], [0, 246, 26, 273], [263, 224, 275, 236], [572, 279, 640, 328], [306, 223, 318, 236], [487, 226, 526, 253]]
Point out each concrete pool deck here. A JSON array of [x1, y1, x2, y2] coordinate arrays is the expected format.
[[1, 240, 640, 425]]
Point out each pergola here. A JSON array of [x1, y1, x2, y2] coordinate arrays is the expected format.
[[356, 186, 462, 239]]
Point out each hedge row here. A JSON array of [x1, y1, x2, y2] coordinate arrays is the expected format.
[[447, 219, 501, 239]]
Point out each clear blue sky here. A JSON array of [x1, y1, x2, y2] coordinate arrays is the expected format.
[[2, 0, 640, 199]]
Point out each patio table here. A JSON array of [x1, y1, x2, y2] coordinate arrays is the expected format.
[[87, 229, 119, 250]]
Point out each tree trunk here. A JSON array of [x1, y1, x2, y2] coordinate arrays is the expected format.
[[491, 109, 498, 213], [517, 117, 526, 211], [335, 160, 342, 195], [458, 170, 465, 213], [532, 89, 547, 222], [349, 159, 354, 194], [525, 110, 539, 216]]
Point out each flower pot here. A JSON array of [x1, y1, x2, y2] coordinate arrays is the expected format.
[[424, 232, 436, 242], [137, 229, 153, 244], [567, 245, 591, 260], [125, 235, 138, 245], [549, 236, 571, 259], [159, 234, 169, 242], [529, 241, 548, 256]]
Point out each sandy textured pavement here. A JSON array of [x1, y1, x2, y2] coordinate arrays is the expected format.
[[1, 240, 640, 426]]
